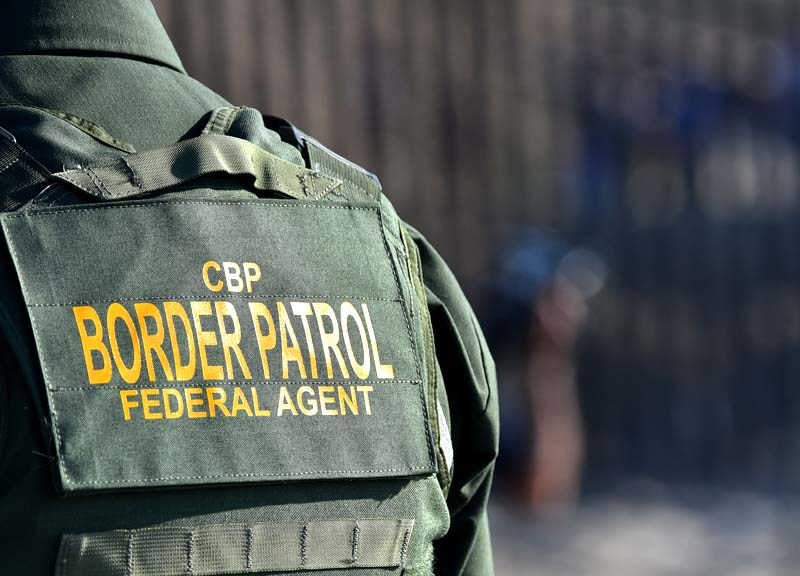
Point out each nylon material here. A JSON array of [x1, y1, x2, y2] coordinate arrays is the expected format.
[[50, 380, 430, 489], [306, 140, 380, 203], [54, 134, 340, 201], [399, 224, 451, 493], [225, 108, 304, 167], [6, 470, 447, 574], [3, 201, 397, 303], [0, 130, 50, 210], [0, 145, 18, 171], [57, 519, 414, 575], [148, 476, 450, 562], [1, 199, 434, 491], [0, 105, 136, 155], [0, 0, 185, 72], [30, 298, 417, 389], [201, 107, 241, 136]]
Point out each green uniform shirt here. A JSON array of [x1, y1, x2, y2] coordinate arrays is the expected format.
[[0, 1, 498, 574]]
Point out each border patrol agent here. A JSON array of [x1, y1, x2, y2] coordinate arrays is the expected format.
[[0, 1, 499, 575]]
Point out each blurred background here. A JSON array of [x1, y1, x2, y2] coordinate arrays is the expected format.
[[153, 1, 800, 573]]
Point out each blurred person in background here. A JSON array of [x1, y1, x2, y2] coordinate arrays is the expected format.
[[485, 232, 603, 514]]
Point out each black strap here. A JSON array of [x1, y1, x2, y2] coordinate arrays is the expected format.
[[0, 127, 51, 211]]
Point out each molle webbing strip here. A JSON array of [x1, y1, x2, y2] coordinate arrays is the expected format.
[[305, 137, 382, 203], [52, 134, 342, 202], [0, 129, 50, 211], [55, 519, 415, 576]]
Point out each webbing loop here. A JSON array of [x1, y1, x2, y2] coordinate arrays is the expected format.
[[52, 134, 342, 202], [304, 135, 383, 203], [55, 519, 415, 575]]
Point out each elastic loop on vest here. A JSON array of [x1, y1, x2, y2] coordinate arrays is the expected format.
[[52, 134, 342, 202]]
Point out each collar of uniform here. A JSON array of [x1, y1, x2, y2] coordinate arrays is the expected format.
[[1, 0, 185, 73]]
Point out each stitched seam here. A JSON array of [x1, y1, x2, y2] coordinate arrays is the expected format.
[[375, 210, 436, 470], [84, 167, 112, 198], [126, 532, 134, 576], [318, 165, 375, 202], [351, 522, 360, 565], [49, 380, 421, 392], [53, 172, 96, 197], [8, 200, 428, 489], [399, 528, 411, 566], [201, 108, 222, 135], [186, 530, 194, 575], [405, 227, 450, 490], [0, 156, 19, 175], [122, 157, 143, 191], [3, 200, 379, 218], [299, 524, 308, 567], [375, 212, 420, 383], [223, 107, 243, 134], [27, 295, 401, 307], [245, 526, 253, 570], [310, 173, 343, 201], [66, 466, 432, 488]]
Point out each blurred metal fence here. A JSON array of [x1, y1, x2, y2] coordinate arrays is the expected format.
[[154, 0, 800, 492]]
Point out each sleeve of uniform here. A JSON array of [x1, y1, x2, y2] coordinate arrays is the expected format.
[[403, 224, 499, 575]]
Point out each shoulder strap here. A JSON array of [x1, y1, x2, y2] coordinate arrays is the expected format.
[[0, 127, 50, 211], [52, 133, 344, 203]]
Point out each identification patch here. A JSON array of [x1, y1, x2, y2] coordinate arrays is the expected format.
[[1, 200, 435, 492]]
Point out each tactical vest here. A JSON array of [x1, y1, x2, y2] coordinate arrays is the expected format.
[[0, 105, 453, 576]]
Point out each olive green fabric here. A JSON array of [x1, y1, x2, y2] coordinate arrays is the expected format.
[[52, 134, 342, 202], [0, 128, 50, 210], [57, 519, 415, 575], [3, 198, 435, 492], [0, 2, 499, 575]]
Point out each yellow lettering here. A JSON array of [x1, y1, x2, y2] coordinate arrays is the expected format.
[[338, 385, 359, 415], [134, 302, 174, 382], [119, 389, 140, 421], [318, 385, 337, 415], [340, 302, 370, 379], [278, 302, 307, 379], [277, 386, 298, 416], [72, 305, 112, 385], [185, 387, 208, 418], [291, 302, 319, 379], [202, 261, 223, 292], [163, 301, 196, 381], [231, 386, 254, 417], [107, 302, 142, 384], [163, 388, 185, 419], [251, 386, 271, 416], [141, 388, 163, 420], [249, 302, 276, 379], [362, 304, 394, 379], [214, 301, 252, 380], [243, 262, 261, 293], [356, 385, 374, 415], [297, 385, 318, 415], [312, 302, 350, 379], [223, 262, 244, 292], [190, 301, 223, 381], [206, 386, 232, 417]]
